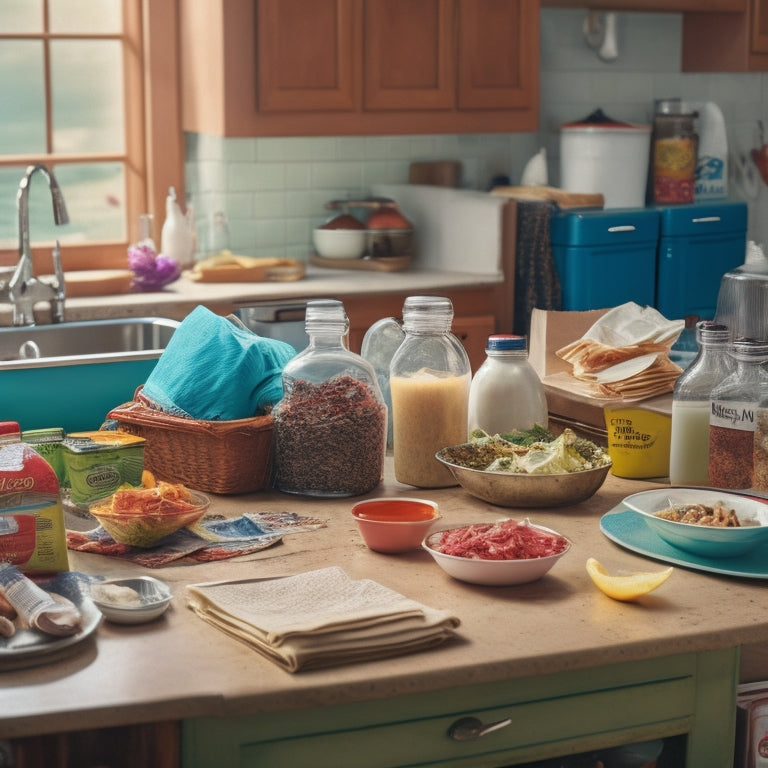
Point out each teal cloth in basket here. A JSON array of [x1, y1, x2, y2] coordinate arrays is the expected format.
[[141, 305, 296, 421]]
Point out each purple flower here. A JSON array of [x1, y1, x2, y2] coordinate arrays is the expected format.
[[128, 244, 181, 291]]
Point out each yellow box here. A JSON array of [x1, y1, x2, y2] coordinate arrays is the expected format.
[[603, 407, 671, 479]]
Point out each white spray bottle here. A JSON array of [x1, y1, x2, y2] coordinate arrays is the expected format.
[[161, 186, 194, 268]]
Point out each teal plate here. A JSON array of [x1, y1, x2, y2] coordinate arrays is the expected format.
[[600, 507, 768, 580]]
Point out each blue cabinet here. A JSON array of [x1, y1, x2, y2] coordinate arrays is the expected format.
[[549, 202, 748, 320], [655, 201, 748, 320], [550, 208, 660, 312]]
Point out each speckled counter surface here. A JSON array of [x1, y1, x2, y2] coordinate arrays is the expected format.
[[55, 266, 503, 322], [2, 461, 768, 740]]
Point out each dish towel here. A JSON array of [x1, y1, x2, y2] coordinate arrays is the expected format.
[[186, 566, 460, 672], [140, 305, 296, 420]]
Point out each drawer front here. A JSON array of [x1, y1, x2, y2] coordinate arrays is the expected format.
[[182, 649, 738, 768], [236, 678, 692, 767]]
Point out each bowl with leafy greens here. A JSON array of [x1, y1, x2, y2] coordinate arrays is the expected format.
[[435, 427, 612, 508]]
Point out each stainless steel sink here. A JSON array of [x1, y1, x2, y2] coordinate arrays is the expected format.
[[0, 317, 179, 432]]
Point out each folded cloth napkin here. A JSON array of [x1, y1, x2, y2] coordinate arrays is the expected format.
[[140, 305, 296, 420], [186, 566, 460, 672]]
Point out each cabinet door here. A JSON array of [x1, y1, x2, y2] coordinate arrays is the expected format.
[[753, 0, 768, 52], [363, 0, 456, 110], [257, 0, 359, 112], [457, 0, 538, 110]]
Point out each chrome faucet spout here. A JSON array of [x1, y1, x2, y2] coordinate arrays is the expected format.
[[16, 164, 69, 283], [7, 164, 70, 326]]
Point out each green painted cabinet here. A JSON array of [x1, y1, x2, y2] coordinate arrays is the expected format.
[[182, 648, 738, 767]]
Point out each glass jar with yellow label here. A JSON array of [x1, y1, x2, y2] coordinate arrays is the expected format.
[[652, 108, 698, 204]]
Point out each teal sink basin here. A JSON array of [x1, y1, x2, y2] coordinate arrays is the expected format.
[[0, 317, 179, 432]]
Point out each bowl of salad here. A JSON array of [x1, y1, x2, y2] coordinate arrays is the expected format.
[[435, 427, 612, 508]]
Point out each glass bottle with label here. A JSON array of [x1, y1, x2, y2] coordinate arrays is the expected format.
[[669, 321, 733, 486], [468, 334, 548, 437], [389, 296, 471, 488], [272, 299, 387, 497], [709, 339, 768, 489]]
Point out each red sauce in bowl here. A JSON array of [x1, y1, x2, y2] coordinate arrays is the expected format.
[[353, 499, 437, 523]]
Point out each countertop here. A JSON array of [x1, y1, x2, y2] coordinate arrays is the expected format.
[[51, 266, 504, 323], [3, 461, 768, 739]]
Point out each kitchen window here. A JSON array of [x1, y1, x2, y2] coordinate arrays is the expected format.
[[0, 0, 183, 275]]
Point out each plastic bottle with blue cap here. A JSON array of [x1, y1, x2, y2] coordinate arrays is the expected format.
[[467, 334, 548, 437]]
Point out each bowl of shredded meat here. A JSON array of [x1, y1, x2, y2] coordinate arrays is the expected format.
[[435, 428, 611, 508], [623, 488, 768, 558], [422, 518, 571, 585]]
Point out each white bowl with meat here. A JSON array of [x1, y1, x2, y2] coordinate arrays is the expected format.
[[623, 488, 768, 559], [422, 518, 571, 585]]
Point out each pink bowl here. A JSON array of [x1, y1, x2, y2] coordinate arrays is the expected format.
[[351, 497, 440, 554]]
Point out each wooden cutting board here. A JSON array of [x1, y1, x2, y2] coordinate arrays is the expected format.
[[187, 255, 306, 282], [491, 186, 604, 209], [62, 270, 134, 297]]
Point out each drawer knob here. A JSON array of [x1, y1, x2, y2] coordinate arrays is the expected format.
[[447, 715, 512, 741]]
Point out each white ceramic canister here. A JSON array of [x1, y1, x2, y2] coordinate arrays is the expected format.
[[560, 109, 652, 209]]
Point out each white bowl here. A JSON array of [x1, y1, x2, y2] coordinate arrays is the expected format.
[[312, 228, 367, 260], [624, 488, 768, 559], [422, 520, 571, 586], [89, 576, 172, 624]]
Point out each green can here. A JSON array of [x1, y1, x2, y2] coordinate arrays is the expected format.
[[62, 431, 146, 508]]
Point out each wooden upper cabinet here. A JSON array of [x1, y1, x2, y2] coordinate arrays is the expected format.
[[180, 0, 540, 137], [258, 0, 359, 112], [541, 0, 744, 9], [364, 0, 456, 111], [682, 0, 768, 70], [457, 0, 537, 110], [752, 0, 768, 52]]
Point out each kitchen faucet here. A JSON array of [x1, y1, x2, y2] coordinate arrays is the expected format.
[[0, 164, 69, 326]]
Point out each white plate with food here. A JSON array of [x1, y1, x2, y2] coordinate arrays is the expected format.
[[623, 488, 768, 558], [0, 572, 101, 668]]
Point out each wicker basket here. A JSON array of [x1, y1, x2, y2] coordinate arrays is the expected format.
[[107, 399, 274, 495]]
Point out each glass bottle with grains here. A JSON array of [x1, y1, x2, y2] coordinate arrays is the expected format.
[[668, 321, 733, 486], [272, 299, 387, 497], [390, 296, 471, 488], [468, 334, 548, 437], [753, 376, 768, 493], [709, 339, 768, 490]]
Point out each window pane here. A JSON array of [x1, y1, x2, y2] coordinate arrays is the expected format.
[[51, 40, 124, 154], [55, 163, 126, 243], [0, 42, 46, 154], [0, 163, 125, 248], [0, 167, 27, 250], [48, 0, 121, 34], [0, 0, 43, 33]]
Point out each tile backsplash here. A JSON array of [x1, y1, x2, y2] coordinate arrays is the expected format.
[[184, 9, 768, 260]]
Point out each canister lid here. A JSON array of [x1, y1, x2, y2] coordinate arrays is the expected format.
[[561, 108, 650, 132]]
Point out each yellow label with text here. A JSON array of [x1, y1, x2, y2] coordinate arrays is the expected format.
[[603, 407, 671, 479]]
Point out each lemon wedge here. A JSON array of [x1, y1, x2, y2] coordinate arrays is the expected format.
[[586, 557, 673, 602]]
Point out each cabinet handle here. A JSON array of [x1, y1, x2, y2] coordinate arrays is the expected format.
[[447, 715, 512, 741]]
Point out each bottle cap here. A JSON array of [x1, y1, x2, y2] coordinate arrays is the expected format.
[[486, 334, 526, 352]]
